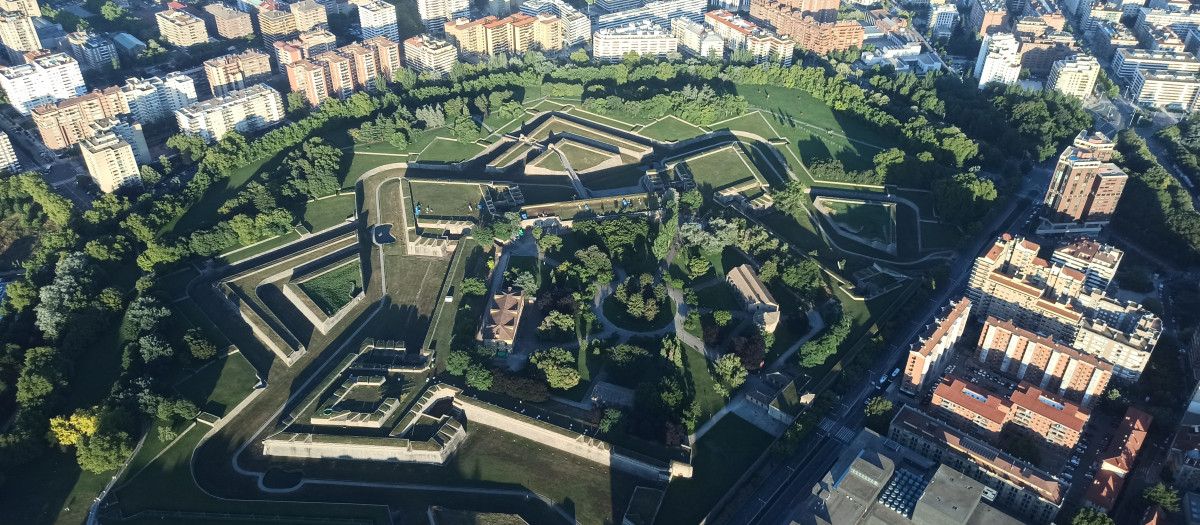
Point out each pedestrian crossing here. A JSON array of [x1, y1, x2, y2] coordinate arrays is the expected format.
[[834, 427, 855, 443], [816, 418, 856, 443], [818, 418, 836, 434]]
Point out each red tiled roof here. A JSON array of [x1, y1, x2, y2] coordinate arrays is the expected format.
[[1009, 382, 1090, 432], [912, 298, 971, 357], [1142, 505, 1168, 525], [1100, 407, 1152, 475], [1085, 469, 1122, 511], [934, 374, 1010, 426]]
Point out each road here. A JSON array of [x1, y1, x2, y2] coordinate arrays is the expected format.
[[726, 166, 1051, 525], [0, 111, 94, 207]]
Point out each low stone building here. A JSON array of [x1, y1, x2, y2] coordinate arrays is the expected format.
[[478, 287, 524, 351], [726, 264, 780, 333]]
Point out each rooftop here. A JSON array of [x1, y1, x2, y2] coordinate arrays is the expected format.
[[1008, 382, 1090, 432]]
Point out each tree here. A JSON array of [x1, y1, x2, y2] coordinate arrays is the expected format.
[[138, 334, 173, 363], [537, 234, 562, 254], [49, 408, 99, 446], [570, 49, 589, 64], [933, 172, 997, 225], [864, 397, 892, 417], [730, 335, 766, 370], [598, 408, 622, 433], [446, 350, 470, 376], [139, 165, 161, 186], [184, 329, 217, 360], [713, 310, 732, 326], [76, 429, 133, 473], [157, 425, 178, 442], [460, 278, 487, 296], [286, 92, 308, 114], [712, 354, 747, 395], [686, 254, 710, 279], [530, 347, 580, 390], [1144, 483, 1181, 512], [466, 364, 493, 390], [1071, 508, 1114, 525], [512, 271, 537, 293], [537, 310, 575, 341], [680, 189, 703, 210]]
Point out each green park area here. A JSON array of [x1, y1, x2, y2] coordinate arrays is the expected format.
[[416, 138, 486, 164], [656, 415, 773, 525], [818, 199, 896, 245], [681, 146, 764, 191], [408, 181, 485, 220], [557, 142, 613, 171], [638, 116, 707, 142], [297, 260, 364, 316], [492, 142, 533, 167], [173, 351, 259, 417], [531, 149, 565, 171]]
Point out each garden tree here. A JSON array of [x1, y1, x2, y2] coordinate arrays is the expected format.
[[1071, 509, 1114, 525], [807, 159, 881, 185], [184, 329, 217, 360], [598, 408, 623, 433], [574, 216, 649, 261], [712, 353, 748, 396], [460, 278, 487, 296], [680, 188, 703, 210], [652, 193, 678, 260], [415, 104, 445, 128], [932, 172, 997, 225], [49, 407, 99, 446], [466, 364, 493, 390], [530, 347, 580, 390], [799, 314, 852, 368], [491, 369, 550, 402], [781, 258, 824, 298], [511, 271, 537, 293], [713, 310, 732, 326], [75, 426, 132, 473], [446, 350, 470, 376], [773, 180, 807, 216], [166, 134, 208, 163], [864, 397, 892, 417], [124, 296, 171, 336], [139, 165, 161, 186], [729, 335, 766, 370], [686, 254, 709, 279], [281, 138, 343, 199], [34, 253, 96, 340], [537, 234, 562, 254], [1114, 129, 1200, 264], [17, 173, 73, 226], [138, 334, 173, 363], [572, 245, 614, 284], [612, 273, 667, 323], [157, 426, 177, 442], [474, 93, 489, 116], [570, 49, 589, 63], [1144, 483, 1181, 512], [758, 259, 779, 283], [470, 224, 494, 244], [537, 310, 576, 341], [15, 346, 68, 406]]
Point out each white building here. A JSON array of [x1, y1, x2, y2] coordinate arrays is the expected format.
[[521, 0, 590, 45], [359, 0, 399, 42], [64, 31, 116, 70], [0, 52, 85, 114], [1130, 68, 1200, 110], [705, 9, 794, 66], [595, 0, 640, 12], [593, 21, 677, 62], [0, 12, 38, 63], [0, 131, 19, 173], [595, 0, 706, 30], [1112, 48, 1200, 82], [1048, 54, 1101, 99], [81, 131, 140, 193], [175, 83, 284, 143], [672, 18, 723, 58], [416, 0, 470, 33], [120, 72, 198, 123], [973, 33, 1021, 88], [89, 117, 150, 164], [930, 4, 959, 38], [402, 34, 457, 76]]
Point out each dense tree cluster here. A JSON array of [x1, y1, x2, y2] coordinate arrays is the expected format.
[[612, 274, 668, 323], [799, 313, 852, 368], [1112, 130, 1200, 264]]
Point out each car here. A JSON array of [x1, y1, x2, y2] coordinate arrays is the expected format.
[[1062, 473, 1073, 481], [892, 368, 901, 378]]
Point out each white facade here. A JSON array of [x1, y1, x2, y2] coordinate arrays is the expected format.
[[973, 32, 1021, 88], [65, 31, 116, 70], [672, 18, 723, 58], [175, 84, 284, 143], [1048, 54, 1100, 99], [1130, 68, 1200, 110], [89, 117, 150, 164], [416, 0, 470, 33], [81, 131, 140, 193], [359, 0, 399, 42], [1113, 48, 1200, 81], [595, 0, 706, 30], [521, 0, 590, 45], [402, 35, 457, 76], [592, 22, 677, 62], [120, 72, 198, 123], [930, 4, 959, 38], [0, 52, 85, 114], [0, 12, 38, 63], [0, 131, 19, 173]]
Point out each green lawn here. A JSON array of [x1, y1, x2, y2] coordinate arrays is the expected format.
[[531, 150, 565, 171], [709, 111, 781, 141], [682, 350, 724, 422], [174, 351, 260, 416], [565, 107, 649, 130], [639, 116, 706, 142], [171, 300, 232, 348], [655, 414, 772, 525], [163, 155, 273, 235], [558, 142, 612, 171], [733, 84, 896, 150], [343, 153, 405, 187], [493, 142, 533, 167], [683, 146, 760, 191], [416, 138, 485, 163], [408, 181, 485, 220], [693, 282, 741, 311], [528, 117, 647, 153], [297, 260, 363, 316], [218, 230, 302, 265], [819, 200, 895, 245], [302, 194, 356, 232], [581, 166, 646, 191]]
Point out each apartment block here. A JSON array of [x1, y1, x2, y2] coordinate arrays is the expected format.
[[338, 43, 378, 91], [1073, 312, 1160, 381], [706, 9, 794, 65], [975, 32, 1021, 87], [286, 59, 328, 106], [204, 3, 254, 38], [1040, 130, 1127, 233], [364, 36, 401, 80], [32, 89, 123, 150], [969, 0, 1009, 36], [1017, 33, 1078, 77], [1008, 382, 1090, 450], [1048, 54, 1100, 99], [273, 28, 337, 72], [1113, 48, 1200, 81], [1051, 238, 1122, 290], [81, 131, 140, 193], [0, 52, 84, 114], [259, 8, 298, 47], [592, 22, 678, 62], [889, 406, 1065, 524], [1144, 24, 1186, 52], [359, 0, 399, 42], [443, 16, 490, 53], [1092, 21, 1138, 62], [1131, 69, 1200, 111], [1084, 407, 1151, 511], [930, 4, 959, 38], [0, 131, 18, 173], [929, 377, 1091, 455], [520, 0, 589, 46], [175, 83, 284, 142], [975, 317, 1112, 406], [311, 50, 353, 99], [595, 0, 640, 11], [416, 0, 470, 33], [0, 0, 37, 16], [672, 18, 723, 58], [402, 35, 457, 76], [0, 12, 38, 63], [157, 9, 209, 47], [291, 0, 327, 32], [120, 73, 198, 123], [931, 375, 1011, 440], [749, 0, 837, 23], [901, 298, 973, 395], [445, 13, 562, 56], [596, 0, 706, 31], [64, 31, 116, 70], [966, 234, 1088, 341], [749, 0, 864, 54], [205, 50, 272, 97], [90, 117, 149, 164]]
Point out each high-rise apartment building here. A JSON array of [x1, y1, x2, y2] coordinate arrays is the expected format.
[[157, 9, 209, 47], [705, 10, 793, 65], [593, 21, 678, 62], [520, 0, 589, 45], [0, 52, 84, 114], [1112, 48, 1200, 81], [930, 375, 1090, 451], [969, 0, 1009, 35], [288, 40, 396, 106], [286, 59, 328, 107], [974, 32, 1021, 87], [0, 11, 39, 63], [416, 0, 470, 34], [175, 83, 284, 142], [1048, 54, 1100, 99], [273, 28, 337, 72], [1130, 69, 1200, 111], [0, 131, 18, 173], [311, 50, 353, 99], [291, 0, 328, 32], [364, 36, 401, 80], [1051, 238, 1122, 290], [1083, 407, 1151, 512], [748, 0, 864, 55], [1073, 311, 1160, 381], [205, 50, 272, 97], [402, 35, 457, 76], [1040, 130, 1127, 233], [32, 89, 124, 150], [975, 317, 1113, 407], [259, 7, 298, 47], [337, 43, 378, 91], [930, 4, 959, 38], [120, 73, 198, 123], [204, 3, 254, 38], [0, 0, 36, 16], [672, 18, 723, 58], [900, 298, 973, 395], [89, 117, 149, 164], [81, 131, 140, 193], [596, 0, 707, 30], [64, 31, 116, 70], [359, 0, 399, 42], [445, 13, 562, 55]]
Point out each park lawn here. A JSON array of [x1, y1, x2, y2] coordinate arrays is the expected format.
[[493, 142, 532, 167], [532, 149, 565, 171], [709, 111, 781, 141], [558, 142, 613, 171], [527, 99, 570, 112], [297, 260, 363, 316], [302, 193, 356, 232], [408, 181, 485, 220], [529, 117, 646, 152], [174, 351, 260, 416], [639, 116, 706, 142], [517, 184, 577, 205], [655, 414, 772, 525], [0, 447, 111, 525], [581, 166, 645, 191], [683, 350, 725, 423], [733, 83, 896, 149], [565, 107, 649, 130], [683, 147, 760, 191], [343, 152, 406, 187], [820, 200, 894, 244], [922, 221, 963, 251], [602, 294, 675, 333], [117, 420, 192, 487], [218, 230, 302, 265], [426, 238, 480, 372], [353, 141, 409, 156], [156, 266, 199, 300], [171, 300, 232, 348], [416, 137, 485, 163], [693, 281, 741, 311]]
